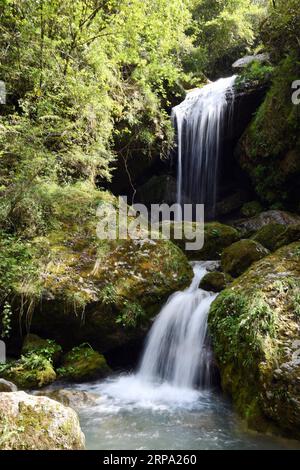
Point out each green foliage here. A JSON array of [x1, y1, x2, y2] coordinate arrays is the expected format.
[[186, 0, 269, 78], [1, 301, 12, 339], [116, 300, 146, 328], [235, 61, 274, 90]]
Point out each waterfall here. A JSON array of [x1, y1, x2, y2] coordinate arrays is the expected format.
[[172, 76, 236, 219], [138, 262, 217, 390]]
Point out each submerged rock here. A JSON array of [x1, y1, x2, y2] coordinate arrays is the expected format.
[[35, 389, 98, 409], [0, 391, 85, 449], [221, 239, 269, 278], [58, 344, 110, 382], [209, 242, 300, 438]]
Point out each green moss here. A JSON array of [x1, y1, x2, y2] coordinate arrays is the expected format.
[[199, 271, 231, 293], [0, 354, 56, 390], [168, 221, 240, 260], [252, 224, 287, 251], [58, 344, 110, 382], [238, 54, 300, 209], [221, 239, 269, 277], [22, 334, 62, 364], [209, 242, 300, 437]]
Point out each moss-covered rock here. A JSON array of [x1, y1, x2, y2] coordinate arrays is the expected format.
[[22, 334, 62, 364], [0, 392, 85, 449], [252, 223, 287, 251], [0, 354, 56, 390], [209, 242, 300, 438], [168, 221, 240, 260], [274, 224, 300, 250], [199, 272, 232, 293], [221, 239, 269, 278], [58, 344, 110, 382], [0, 378, 17, 392]]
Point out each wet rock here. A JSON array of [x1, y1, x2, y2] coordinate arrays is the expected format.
[[232, 54, 270, 69], [0, 391, 85, 449], [35, 389, 98, 410]]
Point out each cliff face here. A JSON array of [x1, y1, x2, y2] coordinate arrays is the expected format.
[[236, 55, 300, 212]]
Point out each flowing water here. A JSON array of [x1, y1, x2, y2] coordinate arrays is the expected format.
[[172, 76, 236, 219], [72, 263, 300, 450]]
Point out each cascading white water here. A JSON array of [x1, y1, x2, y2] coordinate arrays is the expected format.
[[138, 261, 217, 390], [172, 76, 236, 219]]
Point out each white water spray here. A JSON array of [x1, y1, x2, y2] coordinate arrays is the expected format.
[[172, 76, 236, 219]]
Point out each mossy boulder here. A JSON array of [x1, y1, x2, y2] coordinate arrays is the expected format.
[[209, 242, 300, 438], [168, 221, 240, 260], [0, 392, 85, 449], [0, 354, 56, 390], [58, 344, 110, 382], [252, 223, 287, 251], [274, 224, 300, 250], [22, 334, 62, 364], [221, 239, 269, 278], [199, 272, 232, 293]]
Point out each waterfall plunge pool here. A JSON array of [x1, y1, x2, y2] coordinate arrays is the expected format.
[[73, 376, 300, 450]]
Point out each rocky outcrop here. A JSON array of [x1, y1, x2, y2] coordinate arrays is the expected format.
[[209, 242, 300, 438], [0, 392, 85, 450], [221, 239, 269, 278]]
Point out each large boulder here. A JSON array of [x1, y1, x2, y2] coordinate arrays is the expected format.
[[221, 239, 269, 278], [252, 223, 287, 251], [209, 242, 300, 438], [0, 392, 85, 449]]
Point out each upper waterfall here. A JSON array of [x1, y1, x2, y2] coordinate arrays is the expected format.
[[172, 76, 236, 219]]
